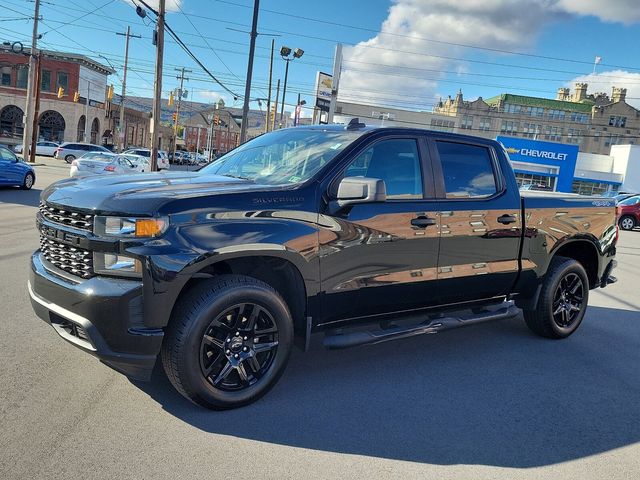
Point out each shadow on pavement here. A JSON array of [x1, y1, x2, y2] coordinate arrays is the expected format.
[[134, 306, 640, 468], [0, 187, 42, 207]]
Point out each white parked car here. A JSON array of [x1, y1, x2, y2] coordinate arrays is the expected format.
[[123, 148, 170, 170], [69, 152, 142, 177], [14, 141, 59, 157]]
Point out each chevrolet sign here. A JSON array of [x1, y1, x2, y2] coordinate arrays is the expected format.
[[519, 148, 568, 161]]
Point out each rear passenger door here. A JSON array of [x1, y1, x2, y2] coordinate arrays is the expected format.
[[429, 138, 522, 304]]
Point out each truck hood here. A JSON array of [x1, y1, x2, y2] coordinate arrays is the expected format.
[[41, 171, 273, 214]]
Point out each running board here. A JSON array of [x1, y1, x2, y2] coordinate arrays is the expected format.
[[323, 302, 520, 349]]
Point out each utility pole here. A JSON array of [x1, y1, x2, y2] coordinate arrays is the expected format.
[[116, 26, 141, 152], [29, 53, 42, 163], [240, 0, 260, 145], [327, 43, 342, 124], [150, 0, 165, 171], [22, 0, 40, 162], [172, 67, 191, 162], [84, 80, 90, 142], [279, 59, 290, 123], [272, 78, 280, 131], [264, 38, 274, 133]]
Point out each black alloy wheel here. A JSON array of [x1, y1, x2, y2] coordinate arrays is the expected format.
[[162, 275, 293, 409], [523, 256, 589, 339], [199, 303, 279, 391], [551, 272, 584, 329]]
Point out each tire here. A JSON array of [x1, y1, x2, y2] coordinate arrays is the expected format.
[[21, 172, 34, 190], [523, 256, 589, 339], [161, 275, 294, 409], [65, 154, 75, 163], [619, 215, 636, 231]]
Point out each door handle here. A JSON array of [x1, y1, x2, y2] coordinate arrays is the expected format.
[[497, 214, 517, 225], [411, 216, 437, 228]]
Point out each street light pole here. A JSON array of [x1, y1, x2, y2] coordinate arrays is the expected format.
[[22, 0, 40, 162], [150, 0, 165, 171], [239, 0, 260, 144], [172, 67, 190, 162], [264, 38, 274, 133], [279, 59, 290, 123], [278, 46, 303, 126]]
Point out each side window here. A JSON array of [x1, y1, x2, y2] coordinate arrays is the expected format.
[[436, 141, 497, 198], [344, 139, 423, 199], [0, 147, 16, 161]]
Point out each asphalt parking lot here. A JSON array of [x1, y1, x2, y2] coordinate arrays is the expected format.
[[1, 160, 639, 479]]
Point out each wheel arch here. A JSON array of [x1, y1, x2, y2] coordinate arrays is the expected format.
[[551, 238, 599, 288]]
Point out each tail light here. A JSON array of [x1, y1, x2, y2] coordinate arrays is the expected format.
[[104, 165, 116, 172]]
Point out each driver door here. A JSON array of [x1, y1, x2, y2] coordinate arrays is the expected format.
[[318, 136, 441, 325]]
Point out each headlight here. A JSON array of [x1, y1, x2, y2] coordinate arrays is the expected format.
[[94, 216, 167, 237], [93, 252, 142, 278]]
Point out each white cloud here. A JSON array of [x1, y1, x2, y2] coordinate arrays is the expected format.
[[121, 0, 182, 13], [555, 0, 640, 24], [566, 70, 640, 108], [338, 0, 640, 110]]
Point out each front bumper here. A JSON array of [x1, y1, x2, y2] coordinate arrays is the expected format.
[[29, 252, 163, 380]]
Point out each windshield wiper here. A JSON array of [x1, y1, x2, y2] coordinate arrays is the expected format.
[[222, 174, 253, 181]]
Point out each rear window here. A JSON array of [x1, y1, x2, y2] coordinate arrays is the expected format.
[[436, 141, 498, 199]]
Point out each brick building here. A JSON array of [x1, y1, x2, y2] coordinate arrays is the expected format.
[[182, 108, 240, 155], [0, 46, 112, 147]]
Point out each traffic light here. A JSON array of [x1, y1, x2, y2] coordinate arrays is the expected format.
[[168, 91, 174, 107], [213, 115, 219, 126], [57, 86, 64, 99], [73, 91, 79, 102], [106, 84, 114, 101], [269, 105, 276, 125], [172, 112, 177, 122]]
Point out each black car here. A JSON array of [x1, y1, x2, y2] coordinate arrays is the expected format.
[[29, 124, 618, 409]]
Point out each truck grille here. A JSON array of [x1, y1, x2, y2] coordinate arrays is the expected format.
[[40, 236, 94, 279], [39, 202, 94, 231]]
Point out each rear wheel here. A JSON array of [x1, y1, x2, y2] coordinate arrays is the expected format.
[[161, 275, 293, 409], [523, 256, 589, 339], [64, 154, 75, 163], [21, 172, 34, 190], [619, 215, 636, 231]]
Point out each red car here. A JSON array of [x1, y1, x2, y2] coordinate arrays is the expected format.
[[617, 195, 640, 230]]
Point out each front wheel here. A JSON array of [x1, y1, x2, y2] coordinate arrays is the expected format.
[[523, 256, 589, 339], [21, 172, 34, 190], [161, 275, 293, 409], [65, 155, 75, 163], [619, 215, 636, 231]]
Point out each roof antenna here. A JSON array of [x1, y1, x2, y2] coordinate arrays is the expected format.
[[346, 117, 366, 130]]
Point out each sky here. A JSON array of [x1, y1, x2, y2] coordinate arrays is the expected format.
[[2, 0, 640, 118]]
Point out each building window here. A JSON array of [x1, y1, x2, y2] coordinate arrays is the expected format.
[[500, 120, 519, 136], [547, 109, 566, 120], [16, 65, 28, 89], [40, 70, 51, 91], [543, 125, 562, 142], [526, 107, 544, 117], [1, 66, 11, 86], [609, 115, 627, 128], [503, 103, 522, 114], [514, 172, 555, 190], [572, 180, 615, 196], [460, 115, 474, 130], [430, 118, 455, 132], [56, 71, 68, 91], [604, 134, 622, 147], [522, 123, 542, 139], [566, 128, 583, 144], [479, 117, 491, 131], [570, 112, 589, 123]]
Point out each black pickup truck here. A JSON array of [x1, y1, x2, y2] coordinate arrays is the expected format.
[[29, 124, 618, 409]]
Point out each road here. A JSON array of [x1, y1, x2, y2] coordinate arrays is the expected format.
[[1, 161, 639, 479]]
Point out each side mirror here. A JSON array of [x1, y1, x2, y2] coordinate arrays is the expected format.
[[329, 177, 386, 213]]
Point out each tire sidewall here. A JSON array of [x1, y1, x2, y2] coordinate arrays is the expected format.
[[23, 173, 34, 189], [544, 261, 589, 337], [179, 282, 293, 408], [65, 155, 75, 163]]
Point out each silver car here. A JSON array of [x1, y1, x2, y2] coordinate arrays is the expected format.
[[14, 141, 59, 157], [69, 152, 141, 177], [55, 142, 111, 163]]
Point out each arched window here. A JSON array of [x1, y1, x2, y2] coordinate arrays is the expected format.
[[77, 115, 86, 142], [0, 105, 24, 139], [90, 118, 100, 144], [38, 110, 65, 143]]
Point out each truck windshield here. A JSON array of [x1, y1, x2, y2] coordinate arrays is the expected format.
[[200, 128, 366, 185]]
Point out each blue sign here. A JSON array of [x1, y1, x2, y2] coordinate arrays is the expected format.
[[496, 136, 579, 192]]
